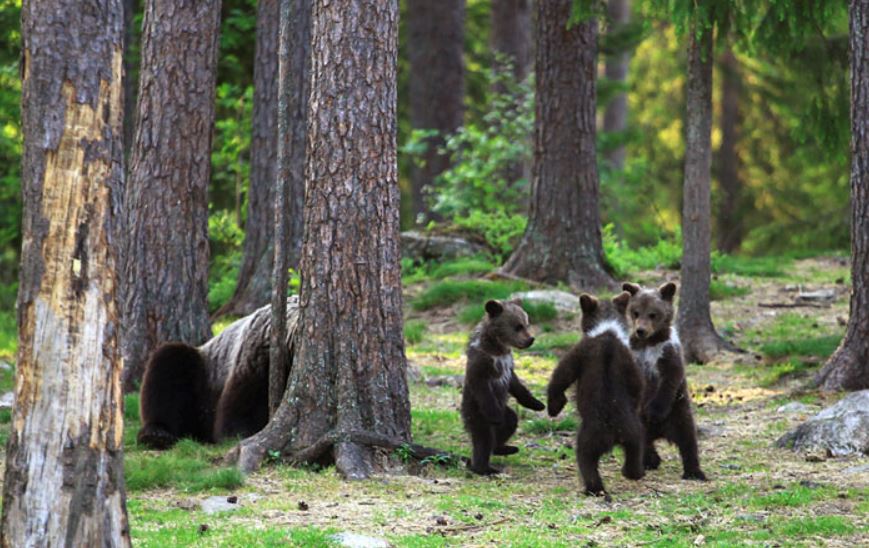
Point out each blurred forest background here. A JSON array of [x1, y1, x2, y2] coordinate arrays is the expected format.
[[0, 0, 851, 319]]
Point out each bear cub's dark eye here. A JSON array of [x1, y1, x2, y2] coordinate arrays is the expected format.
[[514, 324, 523, 332], [632, 311, 639, 319], [649, 313, 657, 320]]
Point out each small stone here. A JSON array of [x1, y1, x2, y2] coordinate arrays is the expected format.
[[736, 513, 766, 523], [298, 500, 309, 511], [435, 516, 448, 526], [510, 290, 580, 313], [843, 464, 869, 475], [0, 361, 10, 371], [474, 513, 483, 520], [804, 452, 827, 463], [0, 392, 13, 409], [197, 524, 209, 534], [200, 496, 241, 514], [330, 532, 389, 548], [693, 534, 706, 546], [776, 402, 814, 414], [799, 480, 823, 489], [226, 495, 238, 504], [704, 385, 715, 393]]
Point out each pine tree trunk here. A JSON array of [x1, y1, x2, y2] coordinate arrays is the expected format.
[[491, 0, 531, 83], [122, 0, 220, 390], [816, 0, 869, 391], [2, 0, 131, 543], [715, 47, 745, 253], [228, 0, 411, 477], [677, 27, 733, 364], [218, 0, 310, 318], [407, 0, 465, 223], [501, 2, 614, 290], [603, 0, 630, 171], [123, 0, 137, 155]]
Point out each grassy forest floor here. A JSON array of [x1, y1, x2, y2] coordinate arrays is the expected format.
[[0, 256, 867, 546]]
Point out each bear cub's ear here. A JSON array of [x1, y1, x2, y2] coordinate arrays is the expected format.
[[612, 291, 631, 313], [579, 294, 598, 315], [658, 282, 677, 302], [485, 299, 504, 317], [622, 282, 641, 295]]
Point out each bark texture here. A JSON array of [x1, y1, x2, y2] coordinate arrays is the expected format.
[[122, 0, 221, 390], [676, 27, 733, 364], [228, 0, 411, 477], [2, 0, 130, 544], [501, 2, 614, 290], [816, 0, 869, 391], [269, 0, 312, 414], [407, 0, 465, 222], [217, 0, 281, 318], [715, 47, 745, 253], [491, 0, 531, 82], [603, 0, 631, 171]]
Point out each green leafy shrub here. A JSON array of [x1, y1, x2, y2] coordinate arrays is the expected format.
[[411, 279, 526, 311], [709, 279, 751, 301], [207, 211, 244, 313], [603, 224, 682, 278], [404, 320, 427, 345]]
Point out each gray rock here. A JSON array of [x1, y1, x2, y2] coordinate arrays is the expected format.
[[697, 424, 725, 439], [331, 532, 390, 548], [842, 463, 869, 475], [0, 392, 13, 409], [0, 361, 11, 371], [776, 390, 869, 457], [776, 402, 814, 414], [510, 290, 579, 313], [400, 231, 486, 262], [200, 496, 240, 514]]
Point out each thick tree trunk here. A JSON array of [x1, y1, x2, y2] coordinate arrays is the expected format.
[[123, 0, 137, 155], [816, 0, 869, 391], [122, 0, 221, 390], [491, 0, 531, 82], [2, 0, 131, 544], [228, 0, 411, 477], [501, 2, 614, 290], [407, 0, 465, 223], [715, 47, 745, 253], [603, 0, 631, 171], [677, 27, 734, 364]]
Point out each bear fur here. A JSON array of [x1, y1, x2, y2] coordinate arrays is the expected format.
[[622, 282, 707, 481], [137, 299, 297, 449], [461, 299, 545, 475], [547, 292, 646, 496]]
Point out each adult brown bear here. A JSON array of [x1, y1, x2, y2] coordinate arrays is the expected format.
[[136, 297, 299, 449]]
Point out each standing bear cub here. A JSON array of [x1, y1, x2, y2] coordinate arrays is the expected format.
[[622, 282, 707, 481], [547, 292, 646, 496], [461, 299, 545, 475]]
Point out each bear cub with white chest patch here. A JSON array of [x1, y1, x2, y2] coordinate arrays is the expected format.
[[547, 292, 646, 496], [622, 282, 707, 481], [461, 299, 545, 475]]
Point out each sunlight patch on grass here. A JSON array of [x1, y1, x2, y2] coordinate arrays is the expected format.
[[125, 439, 244, 493]]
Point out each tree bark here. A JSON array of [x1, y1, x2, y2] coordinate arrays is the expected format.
[[217, 0, 309, 319], [715, 46, 745, 253], [491, 0, 531, 83], [123, 0, 137, 156], [2, 0, 131, 544], [816, 0, 869, 391], [122, 0, 220, 390], [677, 26, 734, 364], [407, 0, 465, 223], [228, 0, 411, 477], [501, 2, 614, 290], [603, 0, 631, 171]]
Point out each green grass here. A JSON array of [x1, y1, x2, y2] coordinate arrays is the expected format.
[[125, 439, 244, 493], [404, 319, 428, 345], [772, 515, 855, 537], [411, 279, 526, 311], [709, 279, 751, 300], [711, 254, 789, 277], [754, 359, 820, 386], [529, 332, 578, 353], [524, 416, 577, 434], [760, 335, 842, 360], [0, 309, 16, 361], [744, 312, 843, 363]]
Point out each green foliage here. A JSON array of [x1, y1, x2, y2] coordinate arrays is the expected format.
[[211, 83, 253, 215], [524, 416, 577, 435], [711, 253, 788, 277], [0, 0, 21, 286], [403, 320, 428, 345], [0, 305, 16, 361], [451, 211, 528, 259], [428, 257, 496, 279], [207, 211, 244, 313], [603, 224, 682, 278], [522, 302, 558, 324], [709, 279, 750, 301]]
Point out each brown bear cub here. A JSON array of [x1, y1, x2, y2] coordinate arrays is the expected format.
[[461, 299, 545, 475], [547, 292, 646, 496], [622, 282, 707, 481]]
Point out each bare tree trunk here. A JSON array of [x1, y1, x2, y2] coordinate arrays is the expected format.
[[407, 0, 465, 223], [217, 0, 287, 318], [123, 0, 137, 155], [501, 2, 614, 290], [122, 0, 221, 390], [677, 26, 734, 364], [2, 0, 131, 543], [269, 0, 311, 414], [603, 0, 630, 171], [816, 0, 869, 391], [715, 46, 745, 253], [228, 0, 411, 477], [491, 0, 531, 82]]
